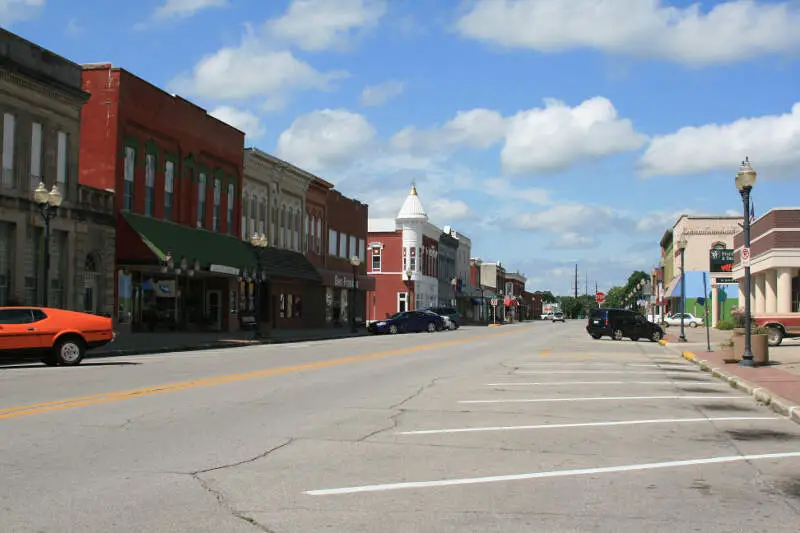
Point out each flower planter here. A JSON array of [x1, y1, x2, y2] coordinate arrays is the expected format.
[[728, 329, 769, 365]]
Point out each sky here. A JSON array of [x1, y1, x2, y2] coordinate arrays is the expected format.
[[4, 0, 799, 295]]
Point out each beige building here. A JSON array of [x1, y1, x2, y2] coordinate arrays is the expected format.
[[0, 29, 114, 313], [665, 215, 742, 326]]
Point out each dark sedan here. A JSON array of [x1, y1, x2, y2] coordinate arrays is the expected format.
[[368, 310, 445, 334]]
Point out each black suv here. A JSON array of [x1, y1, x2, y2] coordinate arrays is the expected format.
[[586, 308, 664, 342]]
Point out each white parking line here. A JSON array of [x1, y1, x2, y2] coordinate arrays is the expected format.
[[486, 381, 720, 386], [516, 370, 693, 375], [396, 416, 781, 435], [304, 452, 800, 496], [459, 395, 744, 404]]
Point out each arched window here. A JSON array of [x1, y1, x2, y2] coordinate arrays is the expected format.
[[711, 241, 726, 249]]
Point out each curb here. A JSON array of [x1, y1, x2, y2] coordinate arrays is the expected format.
[[680, 350, 800, 426]]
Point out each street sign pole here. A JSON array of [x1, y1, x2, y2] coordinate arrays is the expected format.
[[703, 272, 711, 352]]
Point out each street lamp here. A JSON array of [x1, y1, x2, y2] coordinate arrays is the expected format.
[[736, 157, 757, 366], [676, 234, 688, 342], [451, 277, 457, 307], [33, 181, 62, 307], [350, 255, 362, 333], [249, 232, 268, 339]]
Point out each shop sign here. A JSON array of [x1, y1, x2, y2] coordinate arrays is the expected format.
[[334, 274, 356, 289], [210, 264, 240, 276]]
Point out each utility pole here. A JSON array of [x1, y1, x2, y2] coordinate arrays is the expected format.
[[574, 264, 578, 299], [584, 272, 588, 295]]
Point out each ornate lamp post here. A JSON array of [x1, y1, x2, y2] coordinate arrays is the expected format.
[[676, 234, 688, 342], [250, 232, 268, 339], [736, 157, 757, 366], [450, 277, 457, 307], [349, 255, 362, 333], [33, 182, 62, 307]]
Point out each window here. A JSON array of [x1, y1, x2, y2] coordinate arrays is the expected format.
[[349, 235, 357, 259], [30, 122, 42, 190], [316, 218, 322, 253], [145, 153, 155, 216], [227, 183, 234, 234], [197, 172, 206, 227], [213, 178, 221, 231], [164, 160, 174, 220], [0, 308, 34, 324], [250, 197, 257, 238], [294, 211, 300, 250], [359, 239, 365, 262], [398, 292, 408, 313], [305, 214, 310, 251], [339, 233, 347, 258], [270, 203, 277, 244], [123, 146, 135, 211], [410, 256, 416, 272], [2, 113, 15, 186], [56, 131, 68, 191], [259, 201, 266, 236], [329, 229, 338, 256], [371, 247, 381, 272]]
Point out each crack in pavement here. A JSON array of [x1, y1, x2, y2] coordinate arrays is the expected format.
[[358, 378, 441, 442], [193, 439, 295, 475], [192, 474, 278, 532], [389, 377, 440, 410]]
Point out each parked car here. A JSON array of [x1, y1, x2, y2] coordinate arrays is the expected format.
[[552, 312, 565, 323], [663, 312, 704, 328], [0, 307, 116, 366], [752, 314, 800, 346], [367, 310, 445, 334], [586, 308, 664, 342], [422, 306, 460, 329]]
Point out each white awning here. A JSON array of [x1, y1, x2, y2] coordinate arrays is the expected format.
[[663, 276, 681, 299]]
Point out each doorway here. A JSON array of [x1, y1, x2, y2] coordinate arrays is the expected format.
[[206, 290, 223, 331]]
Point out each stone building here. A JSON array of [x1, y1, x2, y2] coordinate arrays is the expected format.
[[0, 29, 114, 313]]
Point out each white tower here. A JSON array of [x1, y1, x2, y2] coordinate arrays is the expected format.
[[395, 182, 427, 282]]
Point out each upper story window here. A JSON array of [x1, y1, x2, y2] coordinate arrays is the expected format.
[[144, 153, 155, 216], [339, 232, 347, 258], [227, 184, 234, 234], [30, 122, 42, 191], [56, 131, 68, 195], [123, 146, 135, 211], [294, 211, 300, 251], [349, 235, 356, 259], [258, 201, 266, 235], [371, 246, 381, 272], [2, 113, 15, 187], [212, 178, 221, 231], [164, 160, 174, 220], [197, 172, 207, 227], [250, 196, 257, 238], [328, 229, 338, 256], [315, 218, 322, 253], [359, 238, 365, 262]]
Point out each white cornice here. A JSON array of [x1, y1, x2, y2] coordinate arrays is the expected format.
[[244, 151, 312, 194], [731, 248, 800, 278]]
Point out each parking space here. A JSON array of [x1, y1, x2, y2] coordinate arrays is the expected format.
[[201, 323, 800, 531]]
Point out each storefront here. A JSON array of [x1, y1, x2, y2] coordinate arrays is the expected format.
[[318, 269, 375, 326], [116, 212, 257, 333]]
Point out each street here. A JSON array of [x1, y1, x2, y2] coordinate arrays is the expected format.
[[2, 321, 800, 532]]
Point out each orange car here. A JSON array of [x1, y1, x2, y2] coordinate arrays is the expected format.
[[0, 307, 116, 366]]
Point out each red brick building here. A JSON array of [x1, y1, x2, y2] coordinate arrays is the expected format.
[[366, 221, 407, 320], [319, 189, 374, 326], [80, 64, 253, 333]]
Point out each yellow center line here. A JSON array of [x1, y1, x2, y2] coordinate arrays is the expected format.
[[0, 329, 521, 420], [540, 349, 551, 355]]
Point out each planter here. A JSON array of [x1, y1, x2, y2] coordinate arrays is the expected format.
[[732, 334, 744, 360], [752, 333, 770, 366]]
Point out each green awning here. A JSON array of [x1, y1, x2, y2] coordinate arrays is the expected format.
[[120, 212, 256, 273]]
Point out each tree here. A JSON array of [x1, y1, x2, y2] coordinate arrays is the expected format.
[[603, 286, 627, 309], [538, 291, 557, 304], [624, 271, 649, 294]]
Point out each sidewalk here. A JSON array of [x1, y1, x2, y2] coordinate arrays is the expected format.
[[659, 326, 800, 425]]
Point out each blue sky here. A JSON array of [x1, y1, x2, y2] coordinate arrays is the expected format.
[[5, 0, 800, 294]]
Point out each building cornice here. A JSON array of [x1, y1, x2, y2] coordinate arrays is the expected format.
[[244, 150, 313, 193], [0, 67, 87, 109]]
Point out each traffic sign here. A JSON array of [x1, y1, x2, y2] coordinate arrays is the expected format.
[[742, 247, 751, 267], [595, 292, 606, 303], [490, 298, 498, 307]]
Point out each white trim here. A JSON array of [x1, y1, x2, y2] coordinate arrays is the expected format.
[[368, 271, 404, 275], [732, 249, 800, 278]]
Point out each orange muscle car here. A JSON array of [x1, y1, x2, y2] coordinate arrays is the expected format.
[[0, 307, 115, 365]]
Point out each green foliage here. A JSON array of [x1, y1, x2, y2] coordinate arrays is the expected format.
[[624, 271, 649, 294], [716, 320, 735, 330], [538, 291, 558, 303], [558, 294, 601, 318], [603, 286, 627, 309]]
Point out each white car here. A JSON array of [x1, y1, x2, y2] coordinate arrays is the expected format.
[[664, 312, 704, 328]]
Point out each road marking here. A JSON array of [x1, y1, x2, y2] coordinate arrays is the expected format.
[[540, 349, 551, 355], [516, 370, 694, 375], [459, 395, 744, 404], [396, 416, 781, 435], [304, 452, 800, 496], [487, 381, 720, 386], [0, 329, 521, 420]]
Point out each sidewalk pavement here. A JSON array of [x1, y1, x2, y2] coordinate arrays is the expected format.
[[659, 325, 800, 426]]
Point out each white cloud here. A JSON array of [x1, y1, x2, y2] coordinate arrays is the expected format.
[[501, 97, 647, 175], [209, 106, 264, 139], [152, 0, 226, 20], [66, 17, 81, 36], [0, 0, 44, 26], [483, 178, 552, 205], [551, 232, 598, 250], [360, 80, 404, 107], [389, 97, 645, 174], [266, 0, 387, 51], [276, 109, 377, 172], [428, 199, 476, 222], [639, 102, 800, 177], [168, 34, 348, 108], [456, 0, 800, 66], [513, 202, 624, 233]]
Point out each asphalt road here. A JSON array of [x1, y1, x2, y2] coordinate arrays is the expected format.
[[2, 321, 800, 532]]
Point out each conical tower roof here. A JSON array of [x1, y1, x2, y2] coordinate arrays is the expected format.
[[396, 182, 428, 222]]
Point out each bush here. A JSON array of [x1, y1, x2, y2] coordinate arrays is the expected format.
[[716, 320, 735, 330]]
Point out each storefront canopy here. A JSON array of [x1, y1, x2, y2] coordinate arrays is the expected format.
[[120, 212, 256, 275]]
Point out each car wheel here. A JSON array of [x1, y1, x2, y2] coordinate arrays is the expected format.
[[427, 322, 436, 333], [630, 336, 639, 342], [690, 322, 698, 328], [768, 326, 784, 347], [613, 329, 624, 341], [650, 330, 662, 342], [53, 335, 86, 366], [591, 334, 602, 340], [389, 324, 398, 334]]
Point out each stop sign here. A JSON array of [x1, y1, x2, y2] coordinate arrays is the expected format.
[[595, 292, 606, 303]]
